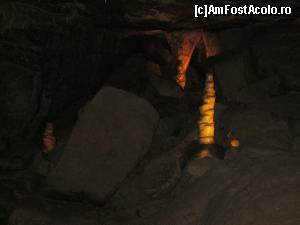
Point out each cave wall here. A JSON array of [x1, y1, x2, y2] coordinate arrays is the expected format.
[[0, 2, 104, 151], [1, 1, 300, 154], [0, 2, 300, 225]]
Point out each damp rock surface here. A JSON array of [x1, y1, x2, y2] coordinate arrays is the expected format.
[[47, 87, 159, 202]]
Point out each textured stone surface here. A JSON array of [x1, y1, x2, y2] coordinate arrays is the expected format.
[[154, 152, 300, 225], [47, 87, 159, 201]]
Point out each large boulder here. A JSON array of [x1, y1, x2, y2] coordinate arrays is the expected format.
[[47, 87, 159, 201]]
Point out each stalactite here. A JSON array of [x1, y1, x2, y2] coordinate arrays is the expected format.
[[166, 31, 201, 89]]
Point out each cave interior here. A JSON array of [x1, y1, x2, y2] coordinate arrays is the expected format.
[[0, 1, 300, 225]]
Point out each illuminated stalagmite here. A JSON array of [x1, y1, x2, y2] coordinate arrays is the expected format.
[[167, 31, 220, 157], [198, 74, 216, 145], [196, 73, 216, 158]]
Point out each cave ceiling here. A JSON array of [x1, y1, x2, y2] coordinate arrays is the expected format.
[[1, 0, 300, 33]]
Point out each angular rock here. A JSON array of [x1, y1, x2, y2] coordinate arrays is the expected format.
[[47, 87, 159, 201]]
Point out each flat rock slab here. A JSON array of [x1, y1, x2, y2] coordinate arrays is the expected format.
[[47, 87, 159, 202]]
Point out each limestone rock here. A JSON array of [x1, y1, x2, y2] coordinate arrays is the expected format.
[[47, 87, 159, 201]]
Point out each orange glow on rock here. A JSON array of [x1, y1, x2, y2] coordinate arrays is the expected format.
[[198, 74, 216, 145], [230, 139, 240, 148], [196, 148, 213, 159], [176, 55, 191, 88], [172, 31, 201, 89], [42, 122, 56, 153]]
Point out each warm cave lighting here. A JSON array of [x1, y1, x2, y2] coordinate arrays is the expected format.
[[198, 73, 216, 145], [196, 73, 215, 159], [42, 122, 56, 153], [230, 138, 240, 148], [175, 31, 201, 89], [176, 55, 190, 89], [196, 148, 213, 159]]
